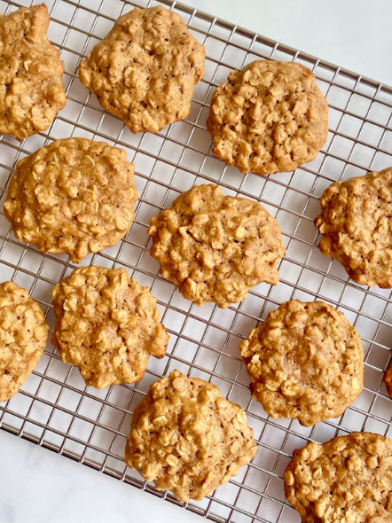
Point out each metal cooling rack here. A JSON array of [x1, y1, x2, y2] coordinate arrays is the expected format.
[[1, 0, 392, 522]]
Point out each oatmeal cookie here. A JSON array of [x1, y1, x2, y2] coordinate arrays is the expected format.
[[284, 432, 392, 523], [4, 138, 138, 264], [0, 4, 66, 140], [315, 167, 392, 288], [383, 360, 392, 398], [79, 5, 205, 134], [51, 266, 168, 388], [0, 281, 49, 402], [148, 184, 285, 308], [125, 370, 257, 502], [239, 300, 364, 426], [207, 60, 328, 175]]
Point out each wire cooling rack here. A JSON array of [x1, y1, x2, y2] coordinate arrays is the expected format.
[[1, 1, 392, 522]]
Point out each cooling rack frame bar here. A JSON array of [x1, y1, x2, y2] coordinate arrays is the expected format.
[[1, 1, 392, 522]]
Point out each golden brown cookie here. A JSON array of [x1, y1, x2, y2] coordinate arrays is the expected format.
[[239, 300, 364, 426], [79, 5, 205, 134], [4, 138, 138, 264], [124, 370, 257, 502], [148, 184, 285, 308], [284, 432, 392, 523], [0, 4, 66, 140], [51, 266, 168, 388], [315, 167, 392, 288], [383, 360, 392, 397], [0, 281, 49, 402], [207, 60, 328, 175]]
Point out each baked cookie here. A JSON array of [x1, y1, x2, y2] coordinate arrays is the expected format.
[[383, 360, 392, 398], [79, 5, 205, 134], [148, 184, 285, 308], [124, 370, 257, 502], [239, 300, 363, 426], [0, 4, 66, 140], [4, 138, 138, 264], [207, 60, 328, 175], [284, 432, 392, 523], [315, 167, 392, 288], [51, 266, 168, 388], [0, 281, 49, 402]]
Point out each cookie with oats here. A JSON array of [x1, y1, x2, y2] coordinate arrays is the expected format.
[[284, 432, 392, 523], [4, 138, 138, 264], [239, 300, 364, 426], [51, 266, 169, 389], [124, 370, 257, 502], [0, 4, 66, 140], [315, 167, 392, 288], [383, 360, 392, 398], [79, 5, 205, 134], [0, 281, 49, 403], [207, 60, 328, 174], [148, 184, 285, 308]]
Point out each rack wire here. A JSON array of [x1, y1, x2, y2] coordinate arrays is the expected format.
[[1, 0, 392, 521]]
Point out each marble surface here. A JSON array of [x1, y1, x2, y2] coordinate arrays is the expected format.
[[1, 1, 392, 522], [0, 430, 201, 523], [184, 0, 392, 87]]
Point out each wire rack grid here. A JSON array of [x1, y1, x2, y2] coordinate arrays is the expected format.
[[1, 0, 392, 522]]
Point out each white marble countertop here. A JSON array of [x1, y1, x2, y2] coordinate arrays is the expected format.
[[1, 1, 392, 522]]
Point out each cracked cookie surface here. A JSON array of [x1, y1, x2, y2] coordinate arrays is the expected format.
[[125, 369, 257, 502], [4, 138, 138, 264], [0, 281, 49, 402], [52, 266, 169, 388], [315, 167, 392, 288], [284, 432, 392, 523], [79, 5, 205, 134], [239, 300, 364, 426], [207, 60, 328, 174], [0, 4, 66, 140], [148, 184, 285, 308]]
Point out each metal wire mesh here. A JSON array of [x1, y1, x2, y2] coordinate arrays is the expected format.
[[1, 0, 392, 521]]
